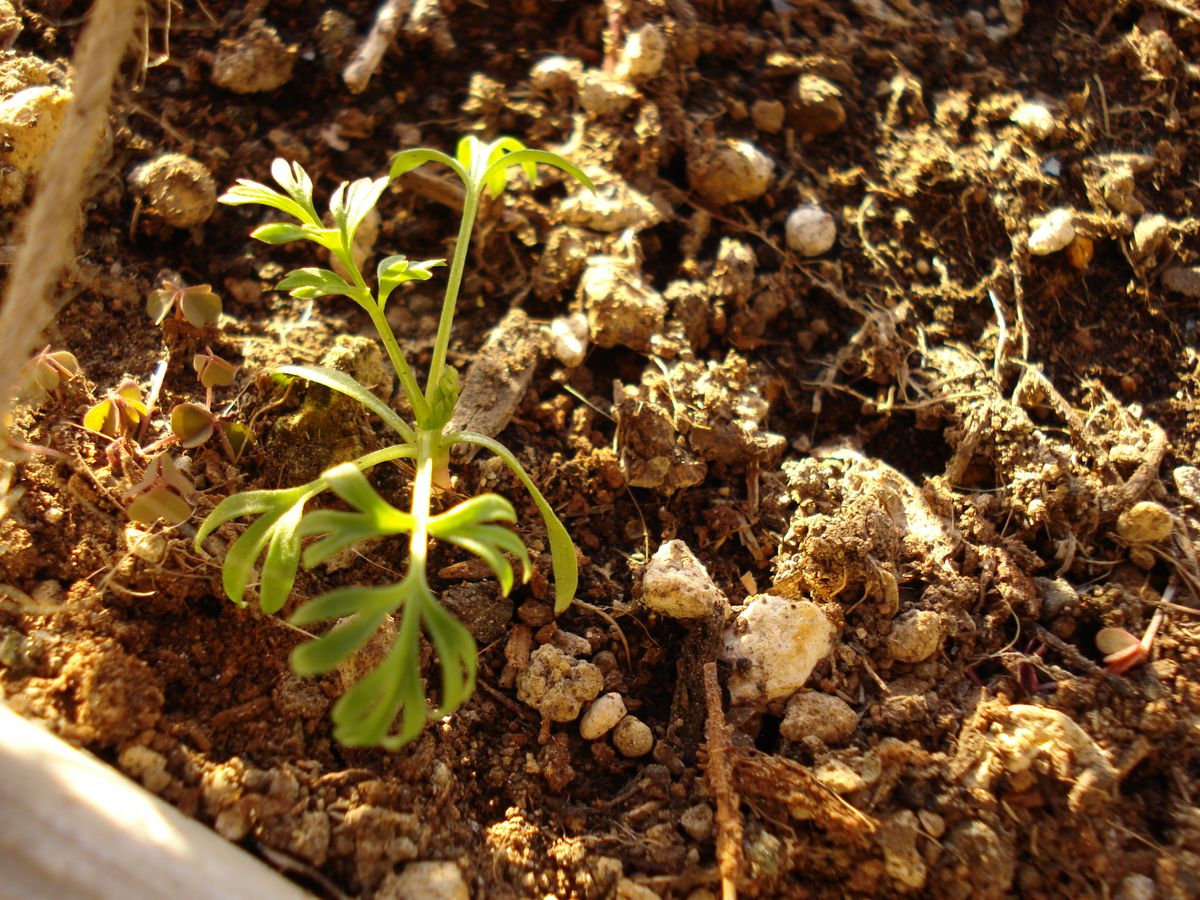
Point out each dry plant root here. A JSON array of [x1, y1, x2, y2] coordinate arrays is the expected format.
[[702, 662, 743, 900]]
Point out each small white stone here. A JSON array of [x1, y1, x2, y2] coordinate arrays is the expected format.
[[1027, 208, 1075, 255], [642, 540, 724, 620], [516, 644, 604, 722], [580, 692, 627, 740], [612, 714, 654, 757], [1010, 101, 1056, 140], [210, 20, 295, 94], [886, 609, 943, 663], [780, 691, 858, 745], [376, 860, 469, 900], [578, 68, 638, 116], [550, 314, 589, 368], [128, 153, 217, 228], [1131, 212, 1170, 259], [722, 594, 835, 708], [1117, 874, 1157, 900], [616, 879, 662, 900], [124, 524, 167, 564], [688, 139, 773, 206], [1116, 501, 1172, 545], [530, 55, 583, 93], [616, 24, 666, 83], [679, 803, 714, 841], [579, 256, 665, 353], [118, 745, 171, 794], [786, 204, 837, 257], [0, 85, 69, 204], [1174, 466, 1200, 506]]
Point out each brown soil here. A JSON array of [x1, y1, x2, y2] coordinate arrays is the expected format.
[[3, 1, 1200, 898]]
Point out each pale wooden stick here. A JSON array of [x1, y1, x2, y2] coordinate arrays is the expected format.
[[342, 0, 413, 94]]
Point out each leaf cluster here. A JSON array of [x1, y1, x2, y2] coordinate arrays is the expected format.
[[198, 136, 591, 747]]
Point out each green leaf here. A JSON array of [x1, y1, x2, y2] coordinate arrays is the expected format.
[[179, 286, 222, 327], [296, 462, 415, 567], [276, 267, 370, 307], [146, 289, 173, 325], [194, 483, 319, 609], [425, 365, 460, 431], [330, 176, 389, 248], [270, 158, 320, 223], [376, 255, 446, 308], [170, 402, 215, 448], [127, 487, 192, 526], [447, 431, 578, 612], [430, 493, 530, 595], [291, 604, 392, 674], [250, 222, 312, 244], [388, 147, 468, 185], [480, 148, 595, 199], [429, 492, 517, 533], [422, 598, 477, 715], [83, 398, 117, 436], [193, 351, 237, 389], [220, 180, 313, 226], [275, 364, 416, 444]]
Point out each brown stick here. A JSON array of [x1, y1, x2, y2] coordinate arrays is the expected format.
[[342, 0, 413, 94], [703, 662, 741, 900]]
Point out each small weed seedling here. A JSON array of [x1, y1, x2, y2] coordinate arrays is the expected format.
[[197, 136, 592, 748]]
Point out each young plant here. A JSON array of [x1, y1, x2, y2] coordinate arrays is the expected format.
[[169, 347, 249, 460], [197, 136, 593, 749], [83, 379, 147, 438], [126, 454, 194, 525], [147, 276, 222, 329]]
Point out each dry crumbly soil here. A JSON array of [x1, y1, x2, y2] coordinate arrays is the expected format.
[[3, 1, 1200, 897]]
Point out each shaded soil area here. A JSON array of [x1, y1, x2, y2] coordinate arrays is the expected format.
[[3, 1, 1200, 897]]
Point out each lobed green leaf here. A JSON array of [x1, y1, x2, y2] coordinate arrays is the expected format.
[[275, 364, 416, 444], [448, 431, 578, 612], [388, 148, 468, 185]]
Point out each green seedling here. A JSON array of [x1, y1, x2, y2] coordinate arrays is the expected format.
[[22, 347, 81, 400], [169, 348, 247, 460], [126, 454, 194, 525], [147, 276, 222, 329], [197, 136, 592, 748], [84, 379, 147, 438]]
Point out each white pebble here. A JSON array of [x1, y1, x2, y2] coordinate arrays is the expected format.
[[780, 691, 858, 745], [516, 644, 604, 722], [786, 204, 837, 256], [886, 609, 943, 663], [578, 69, 638, 117], [376, 860, 469, 900], [579, 256, 665, 353], [128, 153, 217, 228], [679, 803, 714, 841], [612, 715, 654, 757], [580, 692, 627, 740], [1027, 208, 1075, 256], [616, 24, 666, 83], [1010, 102, 1056, 140], [722, 595, 834, 707], [1131, 212, 1169, 259], [530, 55, 583, 94], [1116, 501, 1172, 545], [688, 139, 773, 206], [642, 540, 724, 620], [550, 313, 589, 368], [0, 85, 69, 205]]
